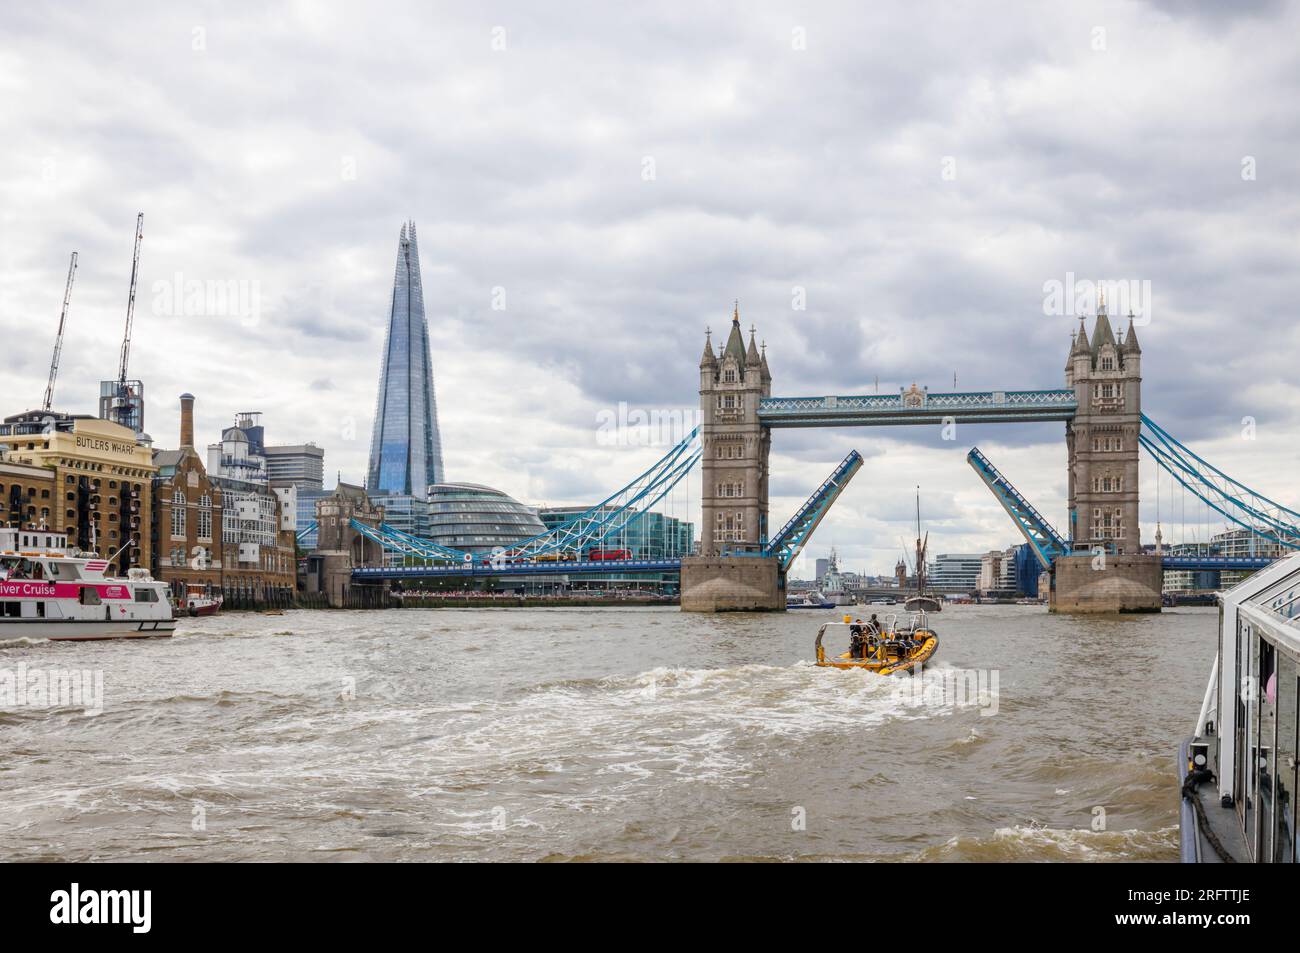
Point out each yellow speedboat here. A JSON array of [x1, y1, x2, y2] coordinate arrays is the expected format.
[[814, 614, 939, 675]]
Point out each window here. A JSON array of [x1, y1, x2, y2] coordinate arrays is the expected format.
[[1101, 356, 1114, 370], [172, 491, 186, 536], [198, 495, 212, 539]]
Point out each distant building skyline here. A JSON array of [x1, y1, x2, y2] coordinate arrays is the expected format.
[[366, 221, 445, 497]]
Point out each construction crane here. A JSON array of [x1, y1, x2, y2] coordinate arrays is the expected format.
[[41, 251, 78, 412], [110, 213, 144, 428]]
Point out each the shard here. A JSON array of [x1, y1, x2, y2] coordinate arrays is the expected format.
[[367, 221, 445, 495]]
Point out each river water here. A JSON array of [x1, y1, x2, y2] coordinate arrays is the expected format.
[[0, 605, 1216, 861]]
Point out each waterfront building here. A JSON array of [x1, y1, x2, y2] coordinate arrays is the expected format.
[[978, 548, 1015, 594], [0, 457, 58, 530], [150, 394, 224, 600], [292, 487, 330, 549], [265, 443, 324, 490], [929, 553, 983, 592], [427, 483, 546, 555], [1214, 528, 1286, 587], [1162, 541, 1219, 593], [814, 557, 830, 582], [0, 410, 155, 575], [206, 413, 296, 597], [367, 221, 445, 496]]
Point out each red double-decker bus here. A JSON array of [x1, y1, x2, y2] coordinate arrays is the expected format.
[[586, 548, 632, 561]]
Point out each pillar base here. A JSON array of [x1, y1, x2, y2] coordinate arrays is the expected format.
[[680, 555, 785, 612], [1050, 553, 1162, 614]]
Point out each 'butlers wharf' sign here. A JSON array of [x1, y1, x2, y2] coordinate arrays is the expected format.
[[74, 435, 138, 457]]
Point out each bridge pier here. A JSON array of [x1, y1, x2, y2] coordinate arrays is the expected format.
[[680, 555, 785, 612], [1049, 553, 1162, 613]]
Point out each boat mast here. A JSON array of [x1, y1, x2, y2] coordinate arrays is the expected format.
[[915, 486, 925, 593]]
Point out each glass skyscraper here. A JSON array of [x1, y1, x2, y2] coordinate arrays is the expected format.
[[367, 221, 445, 496]]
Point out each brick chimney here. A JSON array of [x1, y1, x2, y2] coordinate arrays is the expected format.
[[179, 393, 195, 448]]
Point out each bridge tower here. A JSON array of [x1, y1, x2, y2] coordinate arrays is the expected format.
[[681, 305, 783, 611], [697, 304, 771, 555], [1054, 298, 1160, 612], [1064, 298, 1142, 555]]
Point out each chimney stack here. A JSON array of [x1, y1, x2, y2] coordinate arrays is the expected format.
[[179, 393, 195, 448]]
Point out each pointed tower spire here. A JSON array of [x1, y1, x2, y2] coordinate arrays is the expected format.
[[699, 327, 717, 367], [722, 301, 747, 366], [1122, 313, 1141, 353], [745, 323, 761, 364]]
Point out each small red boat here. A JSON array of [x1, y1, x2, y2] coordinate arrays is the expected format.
[[184, 585, 223, 617]]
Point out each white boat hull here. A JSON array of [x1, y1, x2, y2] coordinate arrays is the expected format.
[[0, 618, 176, 641]]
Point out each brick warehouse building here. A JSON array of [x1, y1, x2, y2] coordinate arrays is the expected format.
[[150, 393, 225, 601], [0, 411, 156, 574]]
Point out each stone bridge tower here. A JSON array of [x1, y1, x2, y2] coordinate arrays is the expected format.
[[1053, 299, 1160, 613], [682, 305, 782, 611], [1065, 299, 1142, 555], [698, 304, 771, 555]]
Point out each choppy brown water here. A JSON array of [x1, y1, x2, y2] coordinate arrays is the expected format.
[[0, 604, 1215, 861]]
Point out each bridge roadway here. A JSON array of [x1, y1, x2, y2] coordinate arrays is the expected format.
[[757, 389, 1079, 427], [351, 554, 1276, 582], [353, 557, 683, 581]]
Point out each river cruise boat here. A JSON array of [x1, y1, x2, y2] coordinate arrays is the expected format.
[[0, 528, 175, 641], [787, 590, 835, 609], [1180, 551, 1299, 862]]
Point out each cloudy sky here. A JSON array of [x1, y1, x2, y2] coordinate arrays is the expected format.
[[2, 1, 1297, 575]]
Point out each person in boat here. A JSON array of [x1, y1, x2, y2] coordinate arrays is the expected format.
[[848, 616, 865, 658]]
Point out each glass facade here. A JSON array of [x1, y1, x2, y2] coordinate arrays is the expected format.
[[426, 483, 546, 554], [537, 505, 693, 592], [367, 221, 444, 496]]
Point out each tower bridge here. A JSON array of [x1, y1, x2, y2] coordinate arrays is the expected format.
[[332, 298, 1295, 613]]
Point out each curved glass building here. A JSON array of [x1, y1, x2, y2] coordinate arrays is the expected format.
[[425, 483, 545, 554], [367, 221, 445, 496]]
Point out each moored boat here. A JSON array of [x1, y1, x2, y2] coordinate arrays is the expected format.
[[814, 612, 939, 675], [787, 590, 835, 609], [0, 528, 175, 641], [1179, 551, 1300, 862], [184, 584, 223, 617]]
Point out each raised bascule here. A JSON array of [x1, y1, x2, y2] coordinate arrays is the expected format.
[[333, 298, 1298, 613]]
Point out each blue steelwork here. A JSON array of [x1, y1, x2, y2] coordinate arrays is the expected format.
[[967, 447, 1070, 569], [762, 450, 863, 571], [759, 389, 1077, 427], [296, 521, 318, 544], [501, 432, 700, 559], [353, 558, 682, 580], [1140, 415, 1300, 550], [351, 519, 467, 561], [346, 427, 703, 568], [1160, 555, 1274, 571]]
